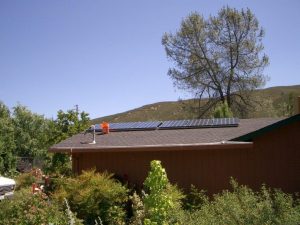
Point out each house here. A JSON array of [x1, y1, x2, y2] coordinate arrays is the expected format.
[[49, 98, 300, 195]]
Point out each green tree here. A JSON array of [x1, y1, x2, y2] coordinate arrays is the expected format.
[[143, 160, 174, 225], [0, 102, 16, 175], [162, 7, 269, 117], [0, 102, 90, 174], [48, 109, 90, 144], [47, 108, 90, 175], [213, 101, 233, 118], [12, 104, 50, 158]]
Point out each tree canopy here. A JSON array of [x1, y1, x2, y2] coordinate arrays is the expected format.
[[0, 102, 90, 175], [162, 7, 269, 117], [12, 104, 50, 158], [48, 108, 90, 175], [48, 109, 90, 145], [0, 102, 16, 175]]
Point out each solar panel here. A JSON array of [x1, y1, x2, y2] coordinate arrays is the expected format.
[[88, 121, 162, 132], [158, 118, 239, 129], [86, 118, 239, 133], [94, 124, 101, 132], [109, 121, 161, 131], [213, 118, 239, 127]]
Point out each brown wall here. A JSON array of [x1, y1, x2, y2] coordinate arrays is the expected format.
[[250, 120, 300, 193], [72, 121, 300, 194]]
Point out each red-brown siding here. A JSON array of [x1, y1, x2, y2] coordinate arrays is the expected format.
[[72, 121, 300, 194], [250, 120, 300, 193]]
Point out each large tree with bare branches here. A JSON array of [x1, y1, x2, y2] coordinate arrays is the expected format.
[[162, 7, 269, 117]]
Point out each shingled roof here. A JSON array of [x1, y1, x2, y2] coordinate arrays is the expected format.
[[49, 117, 285, 152]]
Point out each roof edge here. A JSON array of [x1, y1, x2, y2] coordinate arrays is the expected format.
[[49, 141, 253, 153], [231, 114, 300, 142]]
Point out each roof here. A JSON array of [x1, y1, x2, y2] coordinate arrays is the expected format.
[[233, 114, 300, 141], [49, 117, 286, 153]]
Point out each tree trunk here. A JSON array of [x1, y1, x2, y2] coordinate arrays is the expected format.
[[226, 68, 234, 107]]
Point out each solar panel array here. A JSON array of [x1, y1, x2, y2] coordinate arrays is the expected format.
[[88, 118, 239, 133], [159, 118, 239, 129], [109, 121, 162, 131], [91, 121, 162, 132], [93, 124, 102, 132]]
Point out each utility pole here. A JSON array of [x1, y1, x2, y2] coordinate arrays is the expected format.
[[75, 104, 79, 118]]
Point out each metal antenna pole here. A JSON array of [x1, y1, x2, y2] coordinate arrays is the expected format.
[[90, 125, 96, 144]]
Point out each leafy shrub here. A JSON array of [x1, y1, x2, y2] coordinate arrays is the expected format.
[[130, 192, 145, 225], [183, 185, 208, 211], [174, 179, 300, 225], [213, 101, 233, 118], [15, 172, 36, 190], [143, 160, 172, 225], [52, 169, 128, 225], [0, 188, 82, 225], [143, 160, 184, 225], [46, 152, 73, 176]]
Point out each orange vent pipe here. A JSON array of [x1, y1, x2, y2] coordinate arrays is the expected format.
[[101, 122, 110, 134]]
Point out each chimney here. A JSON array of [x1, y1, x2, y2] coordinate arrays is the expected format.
[[297, 96, 300, 115]]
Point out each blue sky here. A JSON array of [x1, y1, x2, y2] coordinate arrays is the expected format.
[[1, 1, 300, 119]]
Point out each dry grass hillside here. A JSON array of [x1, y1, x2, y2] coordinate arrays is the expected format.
[[92, 85, 300, 124]]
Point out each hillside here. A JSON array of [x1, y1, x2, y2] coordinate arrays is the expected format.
[[92, 85, 300, 123]]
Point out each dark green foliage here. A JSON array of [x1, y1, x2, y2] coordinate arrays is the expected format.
[[174, 179, 300, 225], [1, 103, 63, 174], [0, 188, 81, 225], [48, 109, 90, 144], [135, 161, 300, 225], [12, 104, 52, 158], [0, 103, 55, 175], [0, 101, 90, 175], [47, 152, 72, 176], [0, 102, 16, 175], [15, 172, 36, 190], [183, 185, 209, 211], [47, 109, 90, 175], [3, 160, 300, 225], [52, 170, 128, 225]]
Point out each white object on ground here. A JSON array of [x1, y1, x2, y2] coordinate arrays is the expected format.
[[0, 176, 16, 200]]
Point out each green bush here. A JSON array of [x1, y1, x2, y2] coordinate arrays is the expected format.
[[174, 179, 300, 225], [0, 188, 81, 225], [52, 169, 128, 225], [183, 185, 208, 211], [11, 161, 298, 225], [15, 172, 36, 190], [213, 101, 233, 118], [143, 160, 184, 225], [130, 191, 145, 225], [46, 152, 73, 176]]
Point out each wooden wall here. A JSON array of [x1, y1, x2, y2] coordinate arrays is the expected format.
[[72, 121, 300, 194], [250, 120, 300, 193]]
